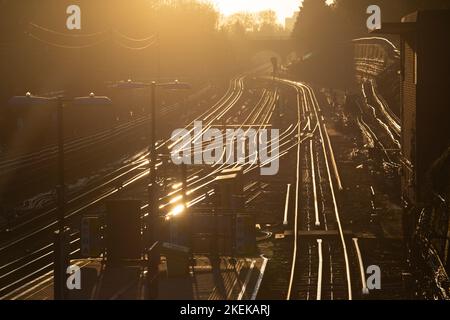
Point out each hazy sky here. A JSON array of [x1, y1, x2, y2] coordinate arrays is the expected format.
[[212, 0, 334, 25]]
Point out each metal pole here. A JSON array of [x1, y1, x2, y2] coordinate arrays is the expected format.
[[54, 98, 67, 300], [149, 82, 157, 240], [57, 99, 65, 233], [181, 163, 189, 245], [157, 34, 161, 82], [147, 82, 159, 300]]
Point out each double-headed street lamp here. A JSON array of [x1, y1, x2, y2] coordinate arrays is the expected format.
[[114, 79, 190, 299], [114, 79, 191, 244], [9, 92, 112, 300]]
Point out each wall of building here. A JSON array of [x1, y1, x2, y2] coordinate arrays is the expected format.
[[400, 11, 450, 205], [401, 34, 417, 204]]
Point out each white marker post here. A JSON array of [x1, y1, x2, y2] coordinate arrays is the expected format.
[[353, 238, 370, 295], [317, 239, 323, 300], [283, 184, 291, 226]]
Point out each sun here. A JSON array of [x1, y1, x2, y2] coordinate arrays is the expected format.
[[212, 0, 335, 25], [211, 0, 301, 25]]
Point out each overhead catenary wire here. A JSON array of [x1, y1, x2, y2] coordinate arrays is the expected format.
[[29, 22, 107, 38], [28, 22, 158, 50], [30, 22, 156, 43], [114, 39, 157, 50], [26, 32, 108, 49], [113, 29, 156, 42]]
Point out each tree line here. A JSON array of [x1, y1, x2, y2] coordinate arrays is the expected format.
[[292, 0, 450, 56], [0, 0, 242, 102], [221, 10, 287, 38]]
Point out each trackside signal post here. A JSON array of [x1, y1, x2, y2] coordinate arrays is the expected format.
[[9, 93, 112, 300]]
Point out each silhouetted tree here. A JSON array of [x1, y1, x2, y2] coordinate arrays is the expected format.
[[412, 0, 450, 10], [291, 0, 336, 56], [0, 0, 238, 103], [222, 12, 257, 37], [333, 0, 450, 39], [222, 10, 284, 38], [256, 10, 283, 37]]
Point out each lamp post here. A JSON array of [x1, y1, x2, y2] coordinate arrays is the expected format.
[[114, 79, 190, 299], [149, 82, 157, 244], [9, 92, 112, 300], [114, 79, 191, 242]]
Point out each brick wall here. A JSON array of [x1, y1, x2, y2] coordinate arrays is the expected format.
[[401, 35, 417, 204]]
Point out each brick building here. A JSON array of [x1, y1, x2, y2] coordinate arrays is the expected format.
[[375, 10, 450, 206], [375, 10, 450, 277]]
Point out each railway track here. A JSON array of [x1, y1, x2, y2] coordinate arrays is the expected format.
[[0, 75, 247, 298], [0, 70, 290, 299], [361, 81, 401, 151], [1, 69, 347, 300], [273, 80, 357, 301], [256, 77, 406, 301]]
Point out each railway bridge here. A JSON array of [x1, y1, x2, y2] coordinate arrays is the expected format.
[[247, 36, 296, 64]]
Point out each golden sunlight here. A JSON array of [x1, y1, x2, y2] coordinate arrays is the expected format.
[[212, 0, 334, 25]]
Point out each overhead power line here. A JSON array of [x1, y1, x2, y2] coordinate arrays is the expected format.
[[30, 22, 157, 43], [26, 22, 159, 50], [26, 32, 108, 49], [29, 22, 107, 38], [114, 39, 157, 50], [113, 30, 156, 42]]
